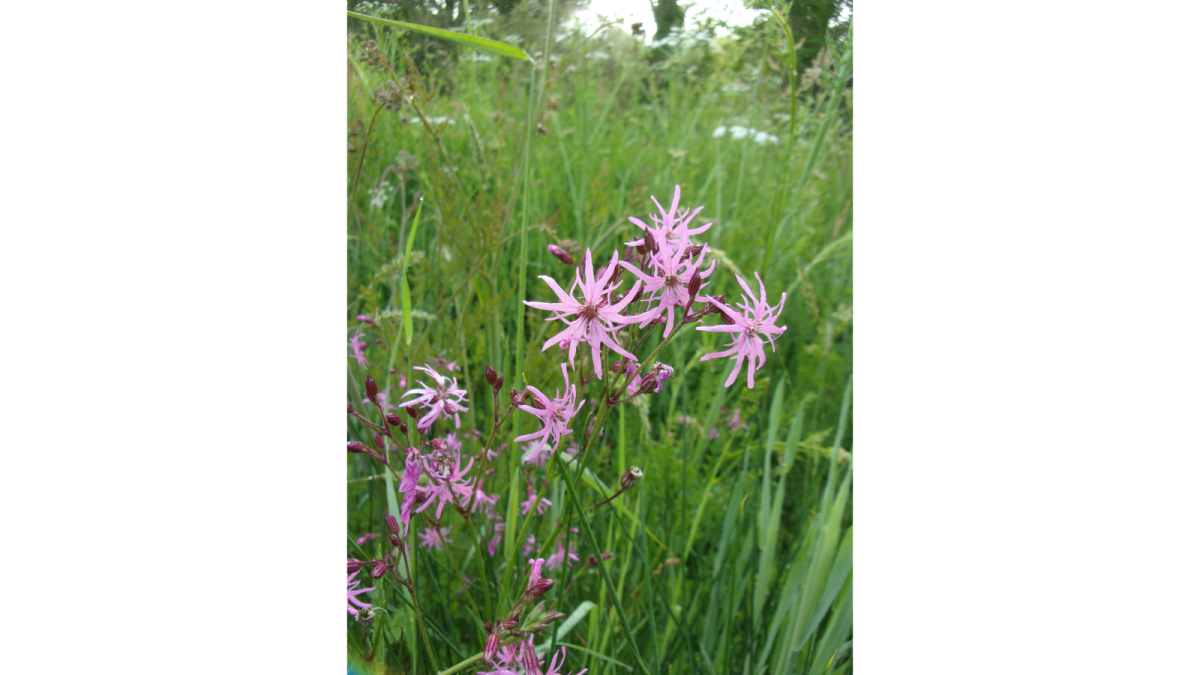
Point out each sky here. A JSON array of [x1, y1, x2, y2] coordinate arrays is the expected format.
[[568, 0, 771, 43]]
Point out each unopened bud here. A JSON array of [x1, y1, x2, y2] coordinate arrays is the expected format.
[[364, 375, 379, 403], [485, 365, 499, 387], [687, 272, 702, 299], [484, 621, 494, 633], [542, 610, 566, 622], [511, 388, 528, 406], [348, 441, 367, 454], [500, 618, 519, 631], [493, 372, 504, 391], [530, 577, 555, 596], [444, 401, 459, 415], [371, 561, 388, 579], [547, 244, 574, 266], [348, 558, 367, 573], [389, 535, 403, 547], [386, 514, 400, 535], [386, 413, 402, 426], [405, 406, 419, 419], [621, 465, 643, 491], [374, 434, 385, 450], [484, 632, 500, 663]]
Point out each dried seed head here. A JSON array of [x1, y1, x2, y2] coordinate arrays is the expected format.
[[386, 413, 403, 426], [547, 244, 574, 266], [347, 441, 367, 454], [364, 375, 379, 404], [621, 465, 643, 491], [385, 514, 400, 535]]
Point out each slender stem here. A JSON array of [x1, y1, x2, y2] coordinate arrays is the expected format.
[[350, 102, 385, 203], [399, 541, 441, 672]]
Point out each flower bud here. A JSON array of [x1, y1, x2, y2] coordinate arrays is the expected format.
[[444, 401, 459, 415], [500, 618, 519, 631], [484, 621, 494, 633], [405, 405, 419, 419], [522, 637, 542, 675], [621, 465, 643, 491], [542, 610, 566, 622], [530, 577, 555, 596], [547, 244, 574, 266], [385, 514, 400, 535], [483, 632, 500, 663], [371, 560, 388, 579], [348, 441, 367, 453], [389, 535, 403, 548], [348, 558, 367, 573], [386, 413, 403, 426], [374, 434, 385, 450], [687, 272, 702, 299], [485, 365, 499, 387], [493, 372, 504, 391], [364, 375, 379, 404]]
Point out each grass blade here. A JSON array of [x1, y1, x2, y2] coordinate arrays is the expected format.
[[348, 12, 534, 63]]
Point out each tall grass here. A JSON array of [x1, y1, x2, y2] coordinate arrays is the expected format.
[[347, 9, 852, 675]]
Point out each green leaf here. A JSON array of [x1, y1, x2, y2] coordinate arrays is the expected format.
[[400, 198, 423, 345], [348, 11, 534, 63]]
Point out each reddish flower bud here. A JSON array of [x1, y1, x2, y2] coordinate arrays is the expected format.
[[601, 552, 615, 560], [547, 244, 575, 266], [386, 413, 402, 426], [484, 620, 494, 633], [484, 632, 500, 663], [347, 441, 367, 454], [542, 610, 566, 622], [500, 618, 519, 631], [385, 514, 400, 535], [584, 555, 598, 568], [621, 465, 643, 491], [371, 561, 388, 579], [374, 434, 385, 450], [364, 374, 379, 403], [485, 365, 499, 387], [687, 272, 702, 299], [493, 372, 504, 391], [348, 558, 367, 573], [389, 535, 403, 548], [405, 405, 419, 419], [530, 577, 555, 596]]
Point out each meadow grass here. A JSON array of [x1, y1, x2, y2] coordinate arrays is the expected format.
[[346, 11, 852, 675]]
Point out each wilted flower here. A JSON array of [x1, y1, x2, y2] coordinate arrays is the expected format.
[[398, 365, 470, 431], [697, 273, 787, 389]]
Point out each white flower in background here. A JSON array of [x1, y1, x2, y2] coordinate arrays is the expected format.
[[426, 116, 455, 126], [752, 131, 779, 146], [721, 82, 751, 94], [712, 126, 728, 138], [369, 180, 392, 209], [472, 53, 494, 62], [729, 125, 750, 140]]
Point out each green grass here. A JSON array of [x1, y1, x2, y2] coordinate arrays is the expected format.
[[346, 10, 852, 675]]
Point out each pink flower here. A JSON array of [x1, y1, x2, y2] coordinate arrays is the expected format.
[[355, 532, 377, 545], [544, 645, 587, 675], [520, 634, 543, 675], [728, 407, 748, 431], [356, 314, 379, 328], [621, 242, 715, 336], [415, 451, 475, 519], [547, 540, 579, 570], [399, 365, 470, 431], [697, 273, 787, 389], [495, 642, 521, 667], [523, 535, 537, 557], [625, 362, 675, 395], [397, 452, 422, 535], [525, 249, 652, 379], [350, 333, 370, 367], [347, 571, 374, 615], [487, 534, 501, 556], [514, 364, 584, 454], [443, 432, 462, 454], [521, 484, 552, 516], [522, 440, 553, 467], [419, 526, 453, 551], [707, 427, 720, 439], [625, 185, 712, 256]]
